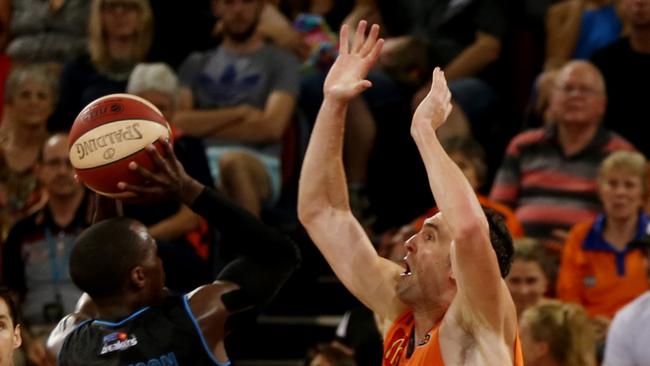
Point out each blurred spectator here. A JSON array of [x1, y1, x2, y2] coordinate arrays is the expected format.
[[545, 0, 622, 70], [304, 343, 357, 366], [49, 0, 153, 131], [490, 60, 635, 250], [506, 237, 552, 318], [176, 0, 300, 216], [2, 134, 87, 366], [0, 65, 56, 243], [333, 306, 382, 366], [124, 62, 213, 292], [0, 286, 21, 366], [0, 0, 90, 70], [591, 0, 650, 158], [557, 151, 649, 318], [519, 299, 597, 366]]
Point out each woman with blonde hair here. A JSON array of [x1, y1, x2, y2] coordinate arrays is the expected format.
[[520, 299, 597, 366], [557, 151, 650, 319], [50, 0, 153, 131]]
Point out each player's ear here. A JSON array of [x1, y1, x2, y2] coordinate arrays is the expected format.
[[131, 266, 146, 289]]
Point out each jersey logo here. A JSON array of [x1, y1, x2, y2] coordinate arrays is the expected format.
[[100, 332, 138, 355], [384, 328, 407, 366]]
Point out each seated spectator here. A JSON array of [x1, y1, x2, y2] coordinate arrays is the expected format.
[[0, 286, 21, 366], [520, 299, 597, 366], [557, 151, 649, 319], [49, 0, 153, 131], [176, 0, 300, 216], [333, 306, 383, 366], [591, 0, 650, 158], [124, 62, 213, 292], [304, 343, 357, 366], [490, 60, 635, 250], [545, 0, 622, 70], [0, 65, 56, 243], [2, 133, 87, 362], [0, 0, 90, 71], [506, 237, 552, 318]]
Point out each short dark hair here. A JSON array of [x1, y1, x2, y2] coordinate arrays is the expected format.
[[0, 286, 20, 328], [484, 208, 514, 278], [70, 218, 149, 299]]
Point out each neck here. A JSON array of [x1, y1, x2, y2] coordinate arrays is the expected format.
[[95, 296, 146, 321], [48, 190, 84, 228], [557, 122, 599, 156], [604, 213, 639, 250], [8, 122, 47, 147], [107, 36, 136, 61], [630, 27, 650, 53], [411, 302, 447, 344], [223, 34, 264, 54]]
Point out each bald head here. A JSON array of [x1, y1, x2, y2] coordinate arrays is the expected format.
[[549, 60, 607, 126], [70, 218, 151, 299]]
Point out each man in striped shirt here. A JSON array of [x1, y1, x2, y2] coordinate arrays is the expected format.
[[490, 60, 635, 251]]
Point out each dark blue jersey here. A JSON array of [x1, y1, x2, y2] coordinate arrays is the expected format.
[[58, 295, 229, 366]]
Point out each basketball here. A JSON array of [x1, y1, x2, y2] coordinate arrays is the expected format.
[[68, 93, 172, 199]]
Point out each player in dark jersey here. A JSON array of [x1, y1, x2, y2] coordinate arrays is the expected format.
[[45, 139, 300, 365]]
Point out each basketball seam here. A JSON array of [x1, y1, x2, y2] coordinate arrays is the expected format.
[[74, 146, 159, 170]]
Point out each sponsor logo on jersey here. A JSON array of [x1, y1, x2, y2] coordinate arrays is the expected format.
[[100, 332, 138, 354]]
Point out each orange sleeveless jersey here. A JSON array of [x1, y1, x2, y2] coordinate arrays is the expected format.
[[383, 311, 524, 366]]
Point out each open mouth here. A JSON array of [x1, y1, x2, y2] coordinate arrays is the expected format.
[[400, 256, 412, 277]]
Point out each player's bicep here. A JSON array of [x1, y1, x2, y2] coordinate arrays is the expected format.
[[450, 236, 512, 328]]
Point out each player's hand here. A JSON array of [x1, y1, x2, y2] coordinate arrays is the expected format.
[[323, 20, 383, 101], [411, 67, 453, 135], [91, 192, 122, 223], [117, 138, 203, 205]]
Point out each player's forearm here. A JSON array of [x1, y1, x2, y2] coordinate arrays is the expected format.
[[443, 33, 501, 81], [412, 123, 487, 236], [298, 97, 350, 222], [174, 107, 248, 138]]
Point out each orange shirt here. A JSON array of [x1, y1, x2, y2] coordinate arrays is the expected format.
[[383, 311, 524, 366], [557, 213, 650, 318], [412, 195, 524, 238]]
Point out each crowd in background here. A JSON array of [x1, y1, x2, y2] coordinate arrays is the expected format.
[[1, 0, 650, 365]]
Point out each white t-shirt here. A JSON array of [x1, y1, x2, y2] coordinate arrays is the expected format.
[[603, 291, 650, 366]]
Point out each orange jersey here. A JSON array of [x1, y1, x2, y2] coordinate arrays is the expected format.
[[412, 195, 524, 238], [383, 311, 524, 366], [557, 214, 650, 318]]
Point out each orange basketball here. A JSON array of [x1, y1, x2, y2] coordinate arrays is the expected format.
[[68, 93, 172, 199]]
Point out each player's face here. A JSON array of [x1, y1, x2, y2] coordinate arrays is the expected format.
[[548, 64, 605, 127], [215, 0, 262, 42], [134, 225, 166, 303], [38, 135, 82, 197], [137, 91, 175, 123], [397, 213, 455, 306], [0, 300, 21, 366], [101, 0, 141, 40], [599, 169, 645, 222], [7, 78, 54, 128], [506, 260, 548, 317]]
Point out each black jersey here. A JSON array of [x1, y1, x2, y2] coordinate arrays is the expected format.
[[58, 295, 229, 366]]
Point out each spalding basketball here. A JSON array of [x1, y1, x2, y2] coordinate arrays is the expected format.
[[68, 93, 172, 199]]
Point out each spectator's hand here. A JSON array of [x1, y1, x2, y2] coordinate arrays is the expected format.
[[411, 68, 453, 134], [323, 21, 383, 102], [117, 138, 203, 205]]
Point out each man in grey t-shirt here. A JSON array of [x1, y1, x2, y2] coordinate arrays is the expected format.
[[176, 0, 300, 216]]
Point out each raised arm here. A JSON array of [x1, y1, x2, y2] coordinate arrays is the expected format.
[[297, 21, 405, 322], [410, 69, 515, 330]]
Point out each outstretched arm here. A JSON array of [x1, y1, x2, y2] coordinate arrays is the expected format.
[[297, 21, 405, 323], [410, 69, 515, 330]]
